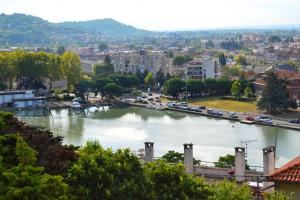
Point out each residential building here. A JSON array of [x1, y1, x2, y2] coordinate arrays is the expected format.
[[0, 90, 47, 108], [111, 51, 173, 76], [183, 58, 220, 80], [268, 156, 300, 199]]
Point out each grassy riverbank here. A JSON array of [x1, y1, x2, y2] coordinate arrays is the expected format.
[[162, 96, 258, 113]]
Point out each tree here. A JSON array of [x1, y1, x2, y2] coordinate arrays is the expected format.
[[264, 191, 295, 200], [172, 55, 193, 66], [243, 86, 252, 98], [66, 141, 150, 200], [144, 72, 155, 88], [155, 69, 166, 87], [163, 78, 185, 98], [0, 134, 69, 200], [231, 80, 241, 100], [94, 77, 114, 98], [206, 40, 215, 48], [144, 160, 210, 200], [75, 79, 94, 101], [94, 63, 114, 77], [102, 83, 122, 99], [218, 52, 226, 66], [257, 71, 291, 113], [209, 180, 252, 200], [234, 54, 247, 65], [187, 79, 205, 97], [61, 51, 82, 93], [98, 43, 109, 52], [161, 150, 200, 165], [56, 46, 65, 55], [268, 35, 282, 43], [215, 154, 235, 168]]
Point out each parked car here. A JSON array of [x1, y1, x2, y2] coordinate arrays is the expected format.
[[228, 112, 238, 119], [179, 102, 188, 106], [255, 115, 271, 122], [246, 116, 255, 121], [289, 118, 300, 124], [198, 106, 206, 110], [148, 93, 153, 96], [190, 106, 202, 112], [263, 119, 273, 125], [207, 109, 214, 114]]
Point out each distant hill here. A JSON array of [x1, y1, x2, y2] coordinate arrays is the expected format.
[[0, 13, 154, 47]]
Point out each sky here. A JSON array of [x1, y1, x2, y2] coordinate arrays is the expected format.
[[1, 0, 300, 30]]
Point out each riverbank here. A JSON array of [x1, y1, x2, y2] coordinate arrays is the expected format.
[[127, 102, 300, 131]]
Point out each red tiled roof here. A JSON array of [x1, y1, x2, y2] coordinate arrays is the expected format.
[[268, 156, 300, 183], [275, 70, 300, 80]]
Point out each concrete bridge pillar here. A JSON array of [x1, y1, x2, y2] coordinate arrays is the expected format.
[[235, 147, 246, 182], [184, 143, 193, 173], [145, 142, 154, 162]]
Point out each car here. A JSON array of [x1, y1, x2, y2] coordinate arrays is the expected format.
[[148, 93, 153, 96], [148, 98, 154, 101], [214, 110, 223, 116], [179, 102, 188, 106], [198, 106, 206, 110], [246, 116, 255, 121], [191, 107, 202, 112], [71, 101, 81, 109], [289, 118, 300, 124], [228, 112, 238, 119], [207, 109, 215, 114], [255, 115, 271, 122], [263, 119, 273, 125]]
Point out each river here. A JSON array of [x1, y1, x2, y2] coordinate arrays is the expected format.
[[17, 106, 300, 168]]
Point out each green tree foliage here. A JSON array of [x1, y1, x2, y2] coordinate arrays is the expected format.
[[257, 71, 291, 113], [205, 40, 215, 48], [187, 79, 205, 97], [144, 72, 155, 88], [94, 62, 114, 77], [102, 83, 122, 99], [244, 86, 252, 98], [144, 160, 211, 200], [264, 191, 295, 200], [209, 180, 251, 200], [75, 79, 94, 101], [109, 74, 139, 89], [218, 52, 227, 66], [220, 39, 243, 50], [66, 141, 150, 200], [215, 154, 235, 168], [172, 55, 193, 66], [234, 54, 247, 65], [61, 51, 82, 93], [56, 46, 65, 55], [161, 150, 184, 163], [98, 43, 109, 52], [155, 69, 166, 86], [163, 78, 185, 98], [231, 80, 241, 100], [0, 134, 69, 199], [222, 65, 242, 77], [268, 35, 282, 43]]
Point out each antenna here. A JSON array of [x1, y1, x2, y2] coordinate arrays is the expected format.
[[241, 140, 257, 157]]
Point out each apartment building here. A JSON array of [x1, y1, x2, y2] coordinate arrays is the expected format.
[[178, 58, 220, 80], [111, 51, 173, 76]]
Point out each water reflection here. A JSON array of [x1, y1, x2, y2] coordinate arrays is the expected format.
[[17, 106, 300, 168]]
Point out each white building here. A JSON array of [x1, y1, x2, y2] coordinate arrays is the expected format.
[[0, 90, 46, 108], [183, 58, 220, 80]]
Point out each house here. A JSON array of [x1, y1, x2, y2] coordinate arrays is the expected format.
[[268, 156, 300, 199], [0, 90, 47, 108]]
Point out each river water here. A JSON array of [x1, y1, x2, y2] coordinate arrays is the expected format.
[[17, 106, 300, 168]]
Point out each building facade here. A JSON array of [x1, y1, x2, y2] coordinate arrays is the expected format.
[[111, 51, 173, 76]]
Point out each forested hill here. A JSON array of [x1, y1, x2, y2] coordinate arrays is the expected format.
[[0, 13, 154, 47]]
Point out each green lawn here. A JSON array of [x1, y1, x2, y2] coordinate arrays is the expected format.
[[163, 96, 258, 113]]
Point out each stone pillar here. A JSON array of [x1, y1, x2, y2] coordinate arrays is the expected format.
[[184, 143, 193, 173], [235, 147, 245, 182], [144, 142, 154, 162], [263, 146, 275, 176]]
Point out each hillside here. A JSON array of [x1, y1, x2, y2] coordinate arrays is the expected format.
[[0, 13, 154, 47]]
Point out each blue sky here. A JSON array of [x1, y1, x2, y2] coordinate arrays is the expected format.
[[1, 0, 300, 30]]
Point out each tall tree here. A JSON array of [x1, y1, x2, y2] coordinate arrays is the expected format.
[[163, 78, 185, 98], [231, 80, 241, 100], [257, 71, 291, 113], [144, 72, 155, 89], [61, 51, 82, 93], [218, 52, 227, 66]]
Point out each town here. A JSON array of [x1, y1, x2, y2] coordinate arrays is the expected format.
[[1, 4, 300, 200]]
